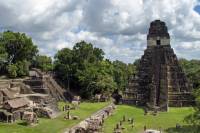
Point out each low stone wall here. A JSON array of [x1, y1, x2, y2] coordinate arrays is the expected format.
[[66, 103, 116, 133]]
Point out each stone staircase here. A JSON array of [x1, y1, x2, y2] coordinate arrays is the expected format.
[[26, 68, 73, 101], [0, 80, 10, 89]]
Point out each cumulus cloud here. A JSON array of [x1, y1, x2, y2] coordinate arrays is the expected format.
[[0, 0, 200, 63]]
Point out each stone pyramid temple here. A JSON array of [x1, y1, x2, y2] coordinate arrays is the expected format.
[[124, 20, 194, 111]]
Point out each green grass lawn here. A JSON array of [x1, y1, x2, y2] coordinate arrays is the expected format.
[[103, 105, 195, 133], [0, 102, 109, 133]]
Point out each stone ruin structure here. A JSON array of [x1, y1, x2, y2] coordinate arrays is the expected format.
[[124, 20, 194, 111], [26, 68, 70, 101], [0, 68, 71, 123], [67, 103, 116, 133]]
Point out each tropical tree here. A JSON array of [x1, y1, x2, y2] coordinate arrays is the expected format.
[[0, 31, 38, 77], [1, 31, 38, 63], [7, 64, 17, 78], [54, 47, 74, 92], [0, 40, 8, 73], [32, 55, 53, 72], [184, 88, 200, 131], [179, 58, 200, 89], [112, 60, 129, 91], [54, 41, 117, 98], [181, 58, 200, 130], [16, 60, 30, 77]]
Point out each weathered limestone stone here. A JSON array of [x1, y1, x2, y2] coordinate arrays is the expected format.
[[124, 20, 194, 111]]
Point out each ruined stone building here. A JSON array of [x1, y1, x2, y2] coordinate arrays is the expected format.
[[124, 20, 194, 111], [0, 68, 70, 122]]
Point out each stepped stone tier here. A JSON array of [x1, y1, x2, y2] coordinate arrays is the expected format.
[[0, 68, 72, 122], [124, 20, 194, 111]]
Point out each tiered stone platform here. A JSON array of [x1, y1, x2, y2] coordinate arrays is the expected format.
[[124, 20, 194, 111]]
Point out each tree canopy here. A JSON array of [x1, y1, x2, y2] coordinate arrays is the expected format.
[[54, 41, 136, 98], [179, 58, 200, 128], [0, 31, 38, 77], [32, 55, 53, 72], [1, 31, 38, 63], [179, 58, 200, 89]]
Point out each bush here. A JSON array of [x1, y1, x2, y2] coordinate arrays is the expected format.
[[7, 64, 17, 78], [16, 60, 30, 77]]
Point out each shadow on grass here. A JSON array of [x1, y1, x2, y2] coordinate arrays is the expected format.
[[17, 121, 28, 126], [120, 103, 145, 109], [165, 125, 199, 133]]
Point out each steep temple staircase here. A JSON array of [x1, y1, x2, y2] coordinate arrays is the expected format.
[[25, 68, 73, 101]]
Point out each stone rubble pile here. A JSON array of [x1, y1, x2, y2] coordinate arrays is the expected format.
[[67, 103, 116, 133]]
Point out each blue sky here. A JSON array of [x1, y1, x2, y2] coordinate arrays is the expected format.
[[0, 0, 200, 63], [194, 5, 200, 14]]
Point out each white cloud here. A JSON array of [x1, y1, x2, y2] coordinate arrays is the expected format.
[[0, 0, 200, 63]]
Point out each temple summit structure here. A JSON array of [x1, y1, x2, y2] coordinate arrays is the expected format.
[[124, 20, 194, 111]]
